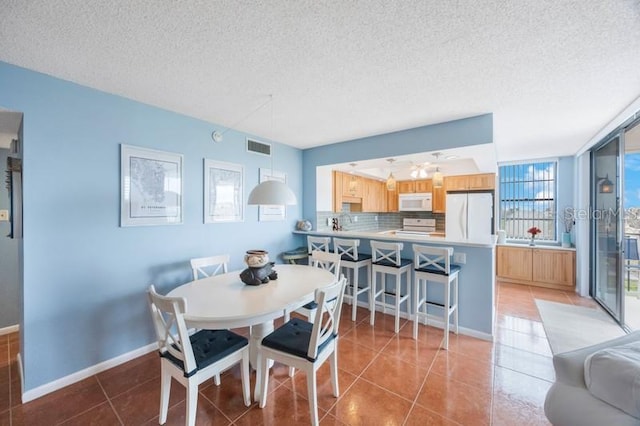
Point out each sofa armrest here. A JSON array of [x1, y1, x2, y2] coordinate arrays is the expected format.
[[553, 331, 640, 387]]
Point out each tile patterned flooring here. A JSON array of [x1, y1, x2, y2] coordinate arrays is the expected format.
[[0, 282, 599, 425]]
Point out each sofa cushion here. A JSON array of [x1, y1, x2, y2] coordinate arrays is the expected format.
[[584, 340, 640, 419]]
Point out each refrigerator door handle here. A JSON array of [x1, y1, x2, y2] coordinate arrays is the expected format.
[[459, 198, 466, 239]]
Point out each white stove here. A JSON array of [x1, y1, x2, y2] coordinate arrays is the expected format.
[[394, 218, 436, 236]]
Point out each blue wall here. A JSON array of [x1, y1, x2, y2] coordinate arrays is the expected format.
[[557, 156, 575, 242], [0, 148, 20, 328], [301, 114, 493, 229], [0, 61, 303, 391]]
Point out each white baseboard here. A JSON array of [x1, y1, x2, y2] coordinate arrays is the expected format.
[[22, 342, 157, 403], [356, 300, 494, 341], [21, 299, 494, 403], [0, 324, 19, 336]]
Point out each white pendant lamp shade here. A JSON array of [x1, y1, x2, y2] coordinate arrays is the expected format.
[[247, 179, 297, 205]]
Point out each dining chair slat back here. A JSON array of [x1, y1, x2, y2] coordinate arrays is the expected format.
[[190, 254, 230, 280], [310, 250, 342, 280]]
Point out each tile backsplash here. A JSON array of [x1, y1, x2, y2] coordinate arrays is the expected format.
[[316, 207, 444, 232]]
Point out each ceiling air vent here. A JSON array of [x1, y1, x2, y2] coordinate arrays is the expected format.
[[246, 138, 271, 156]]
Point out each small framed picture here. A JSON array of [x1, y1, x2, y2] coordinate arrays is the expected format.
[[259, 168, 286, 221], [204, 159, 244, 223], [120, 145, 183, 227]]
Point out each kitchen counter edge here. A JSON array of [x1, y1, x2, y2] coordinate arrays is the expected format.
[[293, 230, 496, 248], [496, 243, 576, 252]]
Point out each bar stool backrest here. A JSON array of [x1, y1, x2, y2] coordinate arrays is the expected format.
[[333, 238, 360, 261], [308, 236, 331, 254], [413, 245, 454, 275], [371, 240, 404, 266]]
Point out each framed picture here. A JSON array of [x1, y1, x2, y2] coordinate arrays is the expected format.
[[120, 144, 183, 226], [204, 159, 244, 223], [259, 168, 287, 221]]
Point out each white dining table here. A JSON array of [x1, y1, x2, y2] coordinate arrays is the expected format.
[[167, 264, 336, 368]]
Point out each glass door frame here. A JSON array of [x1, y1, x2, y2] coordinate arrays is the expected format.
[[590, 132, 625, 325]]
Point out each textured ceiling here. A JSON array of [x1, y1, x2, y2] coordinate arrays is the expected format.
[[1, 1, 639, 161]]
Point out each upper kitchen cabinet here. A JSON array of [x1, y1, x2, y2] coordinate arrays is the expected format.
[[445, 173, 496, 191], [340, 172, 364, 197], [432, 184, 445, 213], [333, 171, 363, 212], [468, 173, 496, 190], [397, 179, 431, 193], [363, 178, 386, 212], [387, 188, 398, 212]]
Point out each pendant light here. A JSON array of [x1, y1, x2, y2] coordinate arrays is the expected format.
[[386, 159, 397, 191], [432, 153, 443, 188], [247, 95, 297, 206], [348, 163, 358, 195]]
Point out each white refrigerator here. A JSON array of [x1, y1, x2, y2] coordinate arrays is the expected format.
[[445, 192, 493, 240]]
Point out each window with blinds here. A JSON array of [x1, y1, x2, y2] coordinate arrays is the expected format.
[[499, 161, 557, 241]]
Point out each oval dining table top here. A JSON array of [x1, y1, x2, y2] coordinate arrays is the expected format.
[[167, 264, 336, 327]]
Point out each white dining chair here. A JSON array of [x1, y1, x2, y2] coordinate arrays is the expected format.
[[189, 253, 231, 386], [190, 254, 230, 280], [147, 285, 250, 426], [257, 276, 347, 426]]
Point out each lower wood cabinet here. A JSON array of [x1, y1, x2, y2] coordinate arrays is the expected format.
[[496, 245, 575, 290]]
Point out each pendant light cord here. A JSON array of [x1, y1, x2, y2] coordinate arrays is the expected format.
[[218, 95, 274, 138]]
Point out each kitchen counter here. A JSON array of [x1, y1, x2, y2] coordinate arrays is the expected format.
[[292, 227, 496, 340], [496, 242, 576, 251], [294, 229, 497, 248]]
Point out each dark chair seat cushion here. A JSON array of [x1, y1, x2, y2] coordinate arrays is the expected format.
[[262, 318, 335, 362], [302, 301, 318, 310], [341, 253, 372, 262], [161, 329, 248, 377], [415, 263, 461, 276], [373, 258, 413, 268]]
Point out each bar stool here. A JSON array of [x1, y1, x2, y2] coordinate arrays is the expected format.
[[333, 237, 372, 322], [370, 240, 412, 333], [412, 244, 460, 349]]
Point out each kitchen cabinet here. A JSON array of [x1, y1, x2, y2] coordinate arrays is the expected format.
[[468, 173, 496, 190], [532, 249, 576, 288], [363, 178, 385, 212], [387, 188, 398, 212], [432, 184, 445, 213], [444, 175, 469, 191], [445, 173, 496, 191], [341, 172, 363, 198], [398, 179, 431, 193], [496, 245, 575, 290], [333, 171, 363, 212]]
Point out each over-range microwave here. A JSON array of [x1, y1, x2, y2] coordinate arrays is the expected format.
[[398, 193, 432, 211]]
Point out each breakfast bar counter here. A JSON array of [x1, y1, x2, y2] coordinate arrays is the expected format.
[[292, 229, 496, 340]]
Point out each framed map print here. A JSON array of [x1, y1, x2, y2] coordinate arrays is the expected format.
[[259, 168, 286, 221], [204, 159, 244, 223], [120, 145, 183, 226]]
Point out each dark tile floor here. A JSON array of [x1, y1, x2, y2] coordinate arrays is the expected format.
[[0, 282, 598, 425]]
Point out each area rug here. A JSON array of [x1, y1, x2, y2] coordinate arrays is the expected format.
[[535, 299, 625, 354]]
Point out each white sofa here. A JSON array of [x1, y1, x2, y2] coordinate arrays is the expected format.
[[544, 331, 640, 426]]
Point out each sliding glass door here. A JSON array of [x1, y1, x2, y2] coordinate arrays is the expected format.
[[592, 134, 624, 323]]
